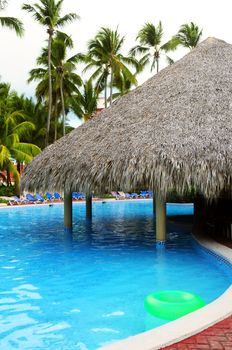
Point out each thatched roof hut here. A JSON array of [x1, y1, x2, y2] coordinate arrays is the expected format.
[[22, 37, 232, 199]]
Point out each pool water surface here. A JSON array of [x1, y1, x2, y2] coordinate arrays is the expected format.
[[0, 200, 231, 350]]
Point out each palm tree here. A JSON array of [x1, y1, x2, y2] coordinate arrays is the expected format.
[[0, 16, 24, 36], [22, 0, 79, 146], [49, 32, 81, 135], [70, 79, 98, 122], [28, 32, 82, 138], [80, 27, 138, 108], [0, 83, 41, 194], [11, 94, 48, 149], [174, 22, 203, 50], [130, 21, 177, 73]]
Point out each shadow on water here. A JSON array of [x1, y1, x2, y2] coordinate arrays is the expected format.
[[70, 214, 194, 251]]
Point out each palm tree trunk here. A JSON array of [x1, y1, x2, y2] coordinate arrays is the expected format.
[[17, 162, 21, 174], [104, 75, 108, 109], [109, 68, 113, 106], [156, 58, 159, 73], [6, 168, 11, 186], [15, 177, 20, 197], [60, 77, 66, 136], [45, 29, 53, 147], [54, 93, 58, 142]]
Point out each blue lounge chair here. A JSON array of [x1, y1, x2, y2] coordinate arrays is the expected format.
[[131, 193, 139, 198], [72, 192, 84, 200], [54, 192, 62, 200], [72, 192, 79, 200], [25, 193, 37, 203], [140, 191, 149, 198], [125, 193, 132, 199], [46, 192, 53, 200], [35, 193, 44, 202]]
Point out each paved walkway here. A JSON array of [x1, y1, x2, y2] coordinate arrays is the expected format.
[[163, 316, 232, 350]]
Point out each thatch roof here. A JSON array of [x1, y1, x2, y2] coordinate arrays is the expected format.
[[22, 38, 232, 199]]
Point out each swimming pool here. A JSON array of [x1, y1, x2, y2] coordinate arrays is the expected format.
[[0, 200, 231, 350]]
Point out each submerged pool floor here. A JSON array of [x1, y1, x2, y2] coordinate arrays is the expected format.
[[0, 200, 230, 350]]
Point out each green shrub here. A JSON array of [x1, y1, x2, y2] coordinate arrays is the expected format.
[[0, 198, 8, 204], [94, 193, 114, 199], [0, 185, 16, 197]]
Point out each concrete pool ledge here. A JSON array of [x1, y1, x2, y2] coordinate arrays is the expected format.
[[97, 234, 232, 350]]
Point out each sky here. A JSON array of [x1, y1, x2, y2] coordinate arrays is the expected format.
[[1, 0, 232, 126]]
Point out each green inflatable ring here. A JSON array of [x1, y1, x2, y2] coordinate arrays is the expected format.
[[144, 290, 206, 320]]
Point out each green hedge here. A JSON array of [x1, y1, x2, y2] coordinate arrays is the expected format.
[[95, 193, 114, 199], [0, 198, 9, 204], [0, 185, 16, 197]]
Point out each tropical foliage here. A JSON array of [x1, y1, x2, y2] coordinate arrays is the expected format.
[[22, 0, 79, 146], [79, 27, 138, 108], [0, 83, 40, 194], [0, 0, 204, 194], [174, 22, 203, 50], [130, 22, 178, 73], [70, 79, 98, 122], [0, 16, 24, 36], [28, 31, 81, 139]]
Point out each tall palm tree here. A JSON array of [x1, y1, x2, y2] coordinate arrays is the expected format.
[[28, 32, 82, 138], [22, 0, 79, 146], [174, 22, 203, 50], [49, 32, 81, 135], [130, 21, 177, 73], [80, 27, 138, 108], [0, 16, 24, 36]]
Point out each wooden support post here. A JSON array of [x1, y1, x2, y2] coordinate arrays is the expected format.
[[153, 195, 156, 214], [86, 194, 92, 219], [155, 197, 166, 245], [64, 190, 72, 233]]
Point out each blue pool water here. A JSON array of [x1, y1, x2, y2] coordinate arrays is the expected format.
[[0, 200, 231, 350]]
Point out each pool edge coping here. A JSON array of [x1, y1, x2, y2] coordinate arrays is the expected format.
[[97, 233, 232, 350]]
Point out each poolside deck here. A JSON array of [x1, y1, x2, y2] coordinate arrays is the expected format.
[[163, 315, 232, 350]]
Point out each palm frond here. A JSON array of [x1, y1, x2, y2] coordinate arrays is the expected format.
[[161, 36, 180, 52], [129, 45, 149, 57], [0, 17, 24, 36], [22, 4, 44, 24], [14, 142, 41, 158], [0, 145, 10, 168], [13, 121, 35, 138], [57, 13, 79, 27], [166, 55, 175, 65]]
